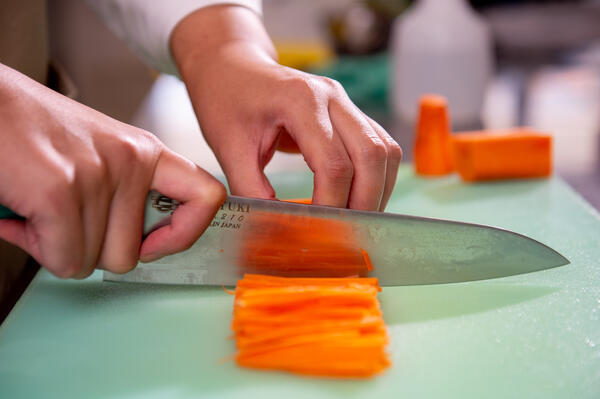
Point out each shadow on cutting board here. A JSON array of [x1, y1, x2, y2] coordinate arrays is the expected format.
[[39, 279, 227, 307], [380, 283, 558, 325], [421, 179, 548, 205]]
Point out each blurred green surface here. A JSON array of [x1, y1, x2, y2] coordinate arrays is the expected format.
[[310, 53, 390, 116], [1, 166, 599, 398]]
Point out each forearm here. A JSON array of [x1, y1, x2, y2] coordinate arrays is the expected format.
[[170, 5, 277, 81], [84, 0, 263, 75]]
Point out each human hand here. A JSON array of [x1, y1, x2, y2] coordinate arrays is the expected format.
[[171, 6, 402, 211], [0, 64, 226, 278]]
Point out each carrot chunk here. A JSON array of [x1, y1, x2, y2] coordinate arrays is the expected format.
[[414, 94, 454, 176], [452, 128, 552, 181], [232, 274, 390, 378]]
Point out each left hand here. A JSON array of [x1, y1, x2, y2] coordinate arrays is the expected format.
[[171, 5, 402, 211]]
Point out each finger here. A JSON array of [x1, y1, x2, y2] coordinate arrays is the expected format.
[[285, 107, 353, 208], [16, 194, 86, 278], [219, 136, 277, 200], [140, 149, 226, 262], [75, 164, 112, 278], [361, 113, 403, 211], [328, 98, 387, 211], [96, 178, 146, 274]]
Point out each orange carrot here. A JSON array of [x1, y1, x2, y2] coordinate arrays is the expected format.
[[414, 94, 454, 176], [452, 128, 552, 182], [360, 248, 374, 271], [231, 274, 390, 378], [239, 212, 373, 278], [281, 198, 312, 205]]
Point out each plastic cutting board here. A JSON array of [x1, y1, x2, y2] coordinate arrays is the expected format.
[[0, 166, 599, 398]]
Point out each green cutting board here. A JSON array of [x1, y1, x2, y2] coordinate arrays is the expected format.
[[1, 166, 599, 398]]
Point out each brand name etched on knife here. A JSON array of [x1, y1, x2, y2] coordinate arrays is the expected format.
[[220, 201, 250, 213], [209, 200, 251, 230]]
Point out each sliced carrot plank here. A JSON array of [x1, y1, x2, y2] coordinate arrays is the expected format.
[[452, 127, 552, 181]]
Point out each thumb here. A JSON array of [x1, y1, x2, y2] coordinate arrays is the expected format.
[[139, 149, 226, 262]]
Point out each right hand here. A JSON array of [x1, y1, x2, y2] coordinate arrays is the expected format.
[[0, 64, 226, 279]]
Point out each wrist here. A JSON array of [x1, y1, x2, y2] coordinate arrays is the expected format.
[[170, 5, 277, 80]]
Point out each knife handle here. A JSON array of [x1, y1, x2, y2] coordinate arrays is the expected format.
[[0, 204, 21, 220], [0, 191, 177, 236]]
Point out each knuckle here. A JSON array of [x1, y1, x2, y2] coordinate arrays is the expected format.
[[115, 137, 142, 163], [322, 77, 344, 93], [388, 141, 403, 162], [322, 154, 353, 182], [284, 76, 320, 106], [285, 75, 312, 93], [359, 140, 388, 163], [204, 180, 227, 206], [114, 129, 159, 165]]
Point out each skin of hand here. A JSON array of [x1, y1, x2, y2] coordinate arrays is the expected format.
[[0, 64, 226, 279], [171, 5, 402, 211]]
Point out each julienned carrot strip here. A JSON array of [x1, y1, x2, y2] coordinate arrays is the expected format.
[[237, 274, 381, 289], [452, 128, 552, 181], [232, 307, 377, 325], [231, 273, 390, 378], [281, 198, 312, 205], [414, 94, 454, 176], [360, 248, 374, 271]]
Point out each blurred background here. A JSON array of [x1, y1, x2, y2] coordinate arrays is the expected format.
[[48, 0, 600, 208]]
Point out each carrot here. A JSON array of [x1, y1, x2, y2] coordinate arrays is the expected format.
[[414, 94, 454, 176], [239, 212, 373, 278], [281, 198, 312, 205], [452, 128, 552, 181], [360, 248, 374, 271], [231, 274, 390, 378]]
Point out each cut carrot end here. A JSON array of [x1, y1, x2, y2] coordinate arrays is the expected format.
[[414, 94, 454, 176], [419, 93, 447, 109]]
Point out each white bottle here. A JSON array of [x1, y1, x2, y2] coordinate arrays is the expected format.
[[391, 0, 493, 129]]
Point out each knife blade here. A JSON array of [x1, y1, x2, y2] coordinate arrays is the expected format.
[[98, 191, 568, 286], [0, 192, 569, 286]]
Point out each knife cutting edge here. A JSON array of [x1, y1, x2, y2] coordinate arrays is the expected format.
[[0, 191, 569, 286]]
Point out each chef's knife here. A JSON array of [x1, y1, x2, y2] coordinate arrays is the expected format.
[[0, 191, 569, 286]]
